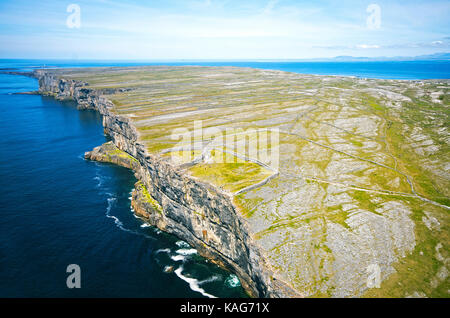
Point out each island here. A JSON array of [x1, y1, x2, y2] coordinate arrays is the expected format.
[[35, 66, 449, 297]]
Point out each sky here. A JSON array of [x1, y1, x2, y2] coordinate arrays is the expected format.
[[0, 0, 449, 60]]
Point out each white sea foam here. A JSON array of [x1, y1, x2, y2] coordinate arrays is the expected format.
[[224, 274, 241, 288], [174, 266, 217, 298], [198, 275, 221, 285], [106, 197, 117, 213], [94, 171, 111, 189], [105, 197, 124, 228], [93, 176, 102, 188], [176, 248, 197, 256], [175, 241, 191, 249], [171, 254, 186, 262], [140, 223, 151, 228], [155, 248, 171, 254], [104, 194, 156, 241]]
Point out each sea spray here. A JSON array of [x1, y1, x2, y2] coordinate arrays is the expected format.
[[174, 266, 217, 298]]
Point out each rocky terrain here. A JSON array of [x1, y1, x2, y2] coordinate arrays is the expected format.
[[36, 66, 449, 297]]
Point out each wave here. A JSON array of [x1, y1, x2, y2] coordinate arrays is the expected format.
[[175, 240, 191, 249], [155, 248, 171, 254], [104, 193, 156, 241], [105, 196, 124, 228], [103, 190, 218, 298], [198, 275, 221, 285], [224, 274, 241, 288], [176, 248, 197, 256], [174, 266, 217, 298], [99, 184, 220, 298], [93, 170, 111, 189], [171, 254, 186, 262], [93, 176, 102, 188]]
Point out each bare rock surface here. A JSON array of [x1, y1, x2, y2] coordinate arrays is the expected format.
[[36, 67, 449, 297]]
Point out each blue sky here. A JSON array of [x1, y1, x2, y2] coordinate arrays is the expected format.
[[0, 0, 449, 59]]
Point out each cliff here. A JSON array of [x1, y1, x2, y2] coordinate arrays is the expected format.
[[36, 69, 299, 298], [34, 67, 449, 298]]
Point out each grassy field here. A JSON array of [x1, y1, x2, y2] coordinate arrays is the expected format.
[[51, 66, 449, 297]]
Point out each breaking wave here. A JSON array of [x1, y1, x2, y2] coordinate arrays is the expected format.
[[155, 248, 171, 254], [103, 192, 156, 241], [174, 266, 217, 298], [176, 248, 197, 256], [224, 274, 241, 288], [175, 240, 191, 249], [171, 254, 186, 262]]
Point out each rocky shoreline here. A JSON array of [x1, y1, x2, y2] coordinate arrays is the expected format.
[[35, 69, 300, 298]]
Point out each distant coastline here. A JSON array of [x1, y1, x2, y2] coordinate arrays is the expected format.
[[1, 58, 449, 80]]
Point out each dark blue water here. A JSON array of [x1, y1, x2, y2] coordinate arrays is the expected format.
[[0, 59, 448, 298], [0, 66, 246, 298]]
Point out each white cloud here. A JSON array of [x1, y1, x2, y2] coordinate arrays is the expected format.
[[356, 44, 380, 49]]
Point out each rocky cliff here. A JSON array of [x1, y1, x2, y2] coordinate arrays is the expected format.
[[34, 67, 449, 298], [35, 70, 299, 298]]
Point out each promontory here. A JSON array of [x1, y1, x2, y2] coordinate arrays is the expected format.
[[35, 66, 449, 297]]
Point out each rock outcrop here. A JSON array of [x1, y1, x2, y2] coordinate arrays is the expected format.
[[36, 70, 299, 298], [34, 67, 449, 298]]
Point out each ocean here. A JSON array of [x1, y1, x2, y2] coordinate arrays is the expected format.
[[0, 59, 448, 297], [1, 59, 449, 79]]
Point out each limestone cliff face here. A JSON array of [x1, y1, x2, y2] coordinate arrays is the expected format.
[[35, 70, 299, 298]]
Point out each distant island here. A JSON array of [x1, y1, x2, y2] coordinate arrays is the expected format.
[[35, 66, 449, 297], [306, 52, 450, 62], [222, 52, 450, 62]]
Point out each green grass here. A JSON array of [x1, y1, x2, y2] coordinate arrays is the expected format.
[[363, 200, 449, 298], [136, 181, 163, 214], [350, 191, 380, 213], [189, 162, 272, 193], [387, 121, 449, 203], [325, 206, 350, 229]]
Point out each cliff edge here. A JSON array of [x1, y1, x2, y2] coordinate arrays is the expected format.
[[35, 67, 449, 298]]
